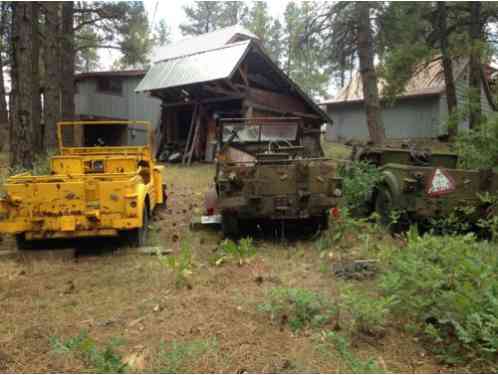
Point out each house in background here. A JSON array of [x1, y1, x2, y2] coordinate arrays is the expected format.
[[135, 25, 330, 163], [323, 59, 497, 142], [74, 70, 162, 149]]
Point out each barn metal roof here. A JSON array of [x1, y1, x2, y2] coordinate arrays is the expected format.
[[153, 25, 258, 63], [135, 40, 251, 92]]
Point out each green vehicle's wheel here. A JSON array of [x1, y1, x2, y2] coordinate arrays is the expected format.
[[375, 186, 393, 227], [312, 210, 329, 232], [221, 213, 239, 238], [128, 207, 149, 247]]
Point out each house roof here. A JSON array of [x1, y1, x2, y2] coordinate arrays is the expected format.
[[322, 58, 470, 106], [153, 25, 258, 63], [135, 40, 251, 92], [75, 69, 145, 81]]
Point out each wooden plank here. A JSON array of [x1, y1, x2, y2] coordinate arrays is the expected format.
[[246, 101, 321, 120], [187, 105, 203, 165], [182, 103, 198, 164]]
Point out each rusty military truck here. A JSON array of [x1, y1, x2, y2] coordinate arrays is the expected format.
[[351, 145, 498, 228], [207, 117, 342, 237], [0, 121, 166, 249]]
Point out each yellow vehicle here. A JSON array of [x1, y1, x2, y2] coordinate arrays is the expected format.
[[0, 121, 166, 249]]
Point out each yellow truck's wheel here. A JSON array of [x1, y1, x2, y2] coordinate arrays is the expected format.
[[16, 234, 33, 251], [128, 207, 149, 247]]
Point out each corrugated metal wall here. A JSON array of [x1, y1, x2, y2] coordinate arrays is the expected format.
[[75, 77, 161, 129], [326, 96, 440, 142]]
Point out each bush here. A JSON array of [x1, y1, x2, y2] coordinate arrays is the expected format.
[[381, 228, 498, 362], [50, 330, 127, 373], [455, 115, 498, 170], [338, 160, 383, 210], [340, 286, 392, 336], [258, 287, 337, 331]]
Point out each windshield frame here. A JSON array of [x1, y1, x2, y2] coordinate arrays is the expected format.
[[218, 117, 301, 146], [57, 121, 152, 151]]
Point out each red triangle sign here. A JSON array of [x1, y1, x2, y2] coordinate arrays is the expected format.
[[426, 168, 456, 197]]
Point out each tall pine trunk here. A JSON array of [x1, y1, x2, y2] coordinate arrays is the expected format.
[[437, 1, 458, 140], [10, 3, 34, 169], [468, 1, 482, 129], [42, 2, 61, 151], [61, 2, 74, 120], [0, 3, 9, 125], [357, 2, 385, 145], [31, 2, 42, 153]]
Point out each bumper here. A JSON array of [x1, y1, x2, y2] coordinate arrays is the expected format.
[[0, 214, 141, 239], [218, 193, 339, 219]]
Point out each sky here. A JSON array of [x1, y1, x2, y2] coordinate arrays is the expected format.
[[101, 0, 290, 68]]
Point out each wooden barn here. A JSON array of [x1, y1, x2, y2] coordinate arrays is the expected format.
[[135, 26, 330, 163]]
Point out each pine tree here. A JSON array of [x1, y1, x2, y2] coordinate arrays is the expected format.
[[305, 2, 385, 143], [219, 2, 248, 27], [155, 19, 171, 47], [282, 2, 330, 98], [180, 2, 224, 36], [118, 2, 153, 69]]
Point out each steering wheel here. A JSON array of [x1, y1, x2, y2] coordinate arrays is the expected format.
[[267, 139, 292, 153]]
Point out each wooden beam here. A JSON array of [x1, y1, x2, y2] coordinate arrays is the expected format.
[[182, 103, 199, 164], [239, 64, 249, 87], [246, 101, 321, 120], [204, 83, 238, 97]]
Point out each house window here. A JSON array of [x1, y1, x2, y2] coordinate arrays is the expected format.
[[97, 77, 123, 95]]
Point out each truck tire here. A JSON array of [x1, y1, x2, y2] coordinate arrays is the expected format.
[[16, 234, 33, 251], [375, 186, 393, 227], [128, 207, 149, 247], [222, 213, 239, 238]]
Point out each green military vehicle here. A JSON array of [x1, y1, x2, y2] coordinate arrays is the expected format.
[[206, 117, 342, 237], [351, 145, 498, 227]]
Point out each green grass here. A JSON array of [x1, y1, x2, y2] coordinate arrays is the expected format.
[[322, 141, 352, 160]]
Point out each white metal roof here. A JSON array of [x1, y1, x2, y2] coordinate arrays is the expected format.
[[135, 40, 251, 92], [153, 25, 258, 63]]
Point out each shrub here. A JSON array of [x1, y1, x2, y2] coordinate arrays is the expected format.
[[158, 238, 194, 288], [317, 331, 384, 373], [216, 237, 256, 266], [50, 330, 127, 373], [381, 228, 498, 362], [338, 160, 383, 210], [340, 286, 392, 336], [156, 338, 217, 373], [455, 115, 498, 170], [258, 287, 337, 331]]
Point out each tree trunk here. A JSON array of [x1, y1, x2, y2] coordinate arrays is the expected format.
[[356, 2, 385, 145], [31, 2, 42, 153], [0, 3, 9, 125], [10, 3, 34, 169], [61, 1, 74, 121], [42, 2, 61, 151], [468, 1, 482, 129], [437, 1, 458, 140]]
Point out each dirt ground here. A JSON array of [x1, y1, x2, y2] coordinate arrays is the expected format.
[[0, 147, 476, 373]]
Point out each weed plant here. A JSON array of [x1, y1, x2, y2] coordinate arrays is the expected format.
[[50, 330, 127, 373], [258, 287, 337, 331]]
